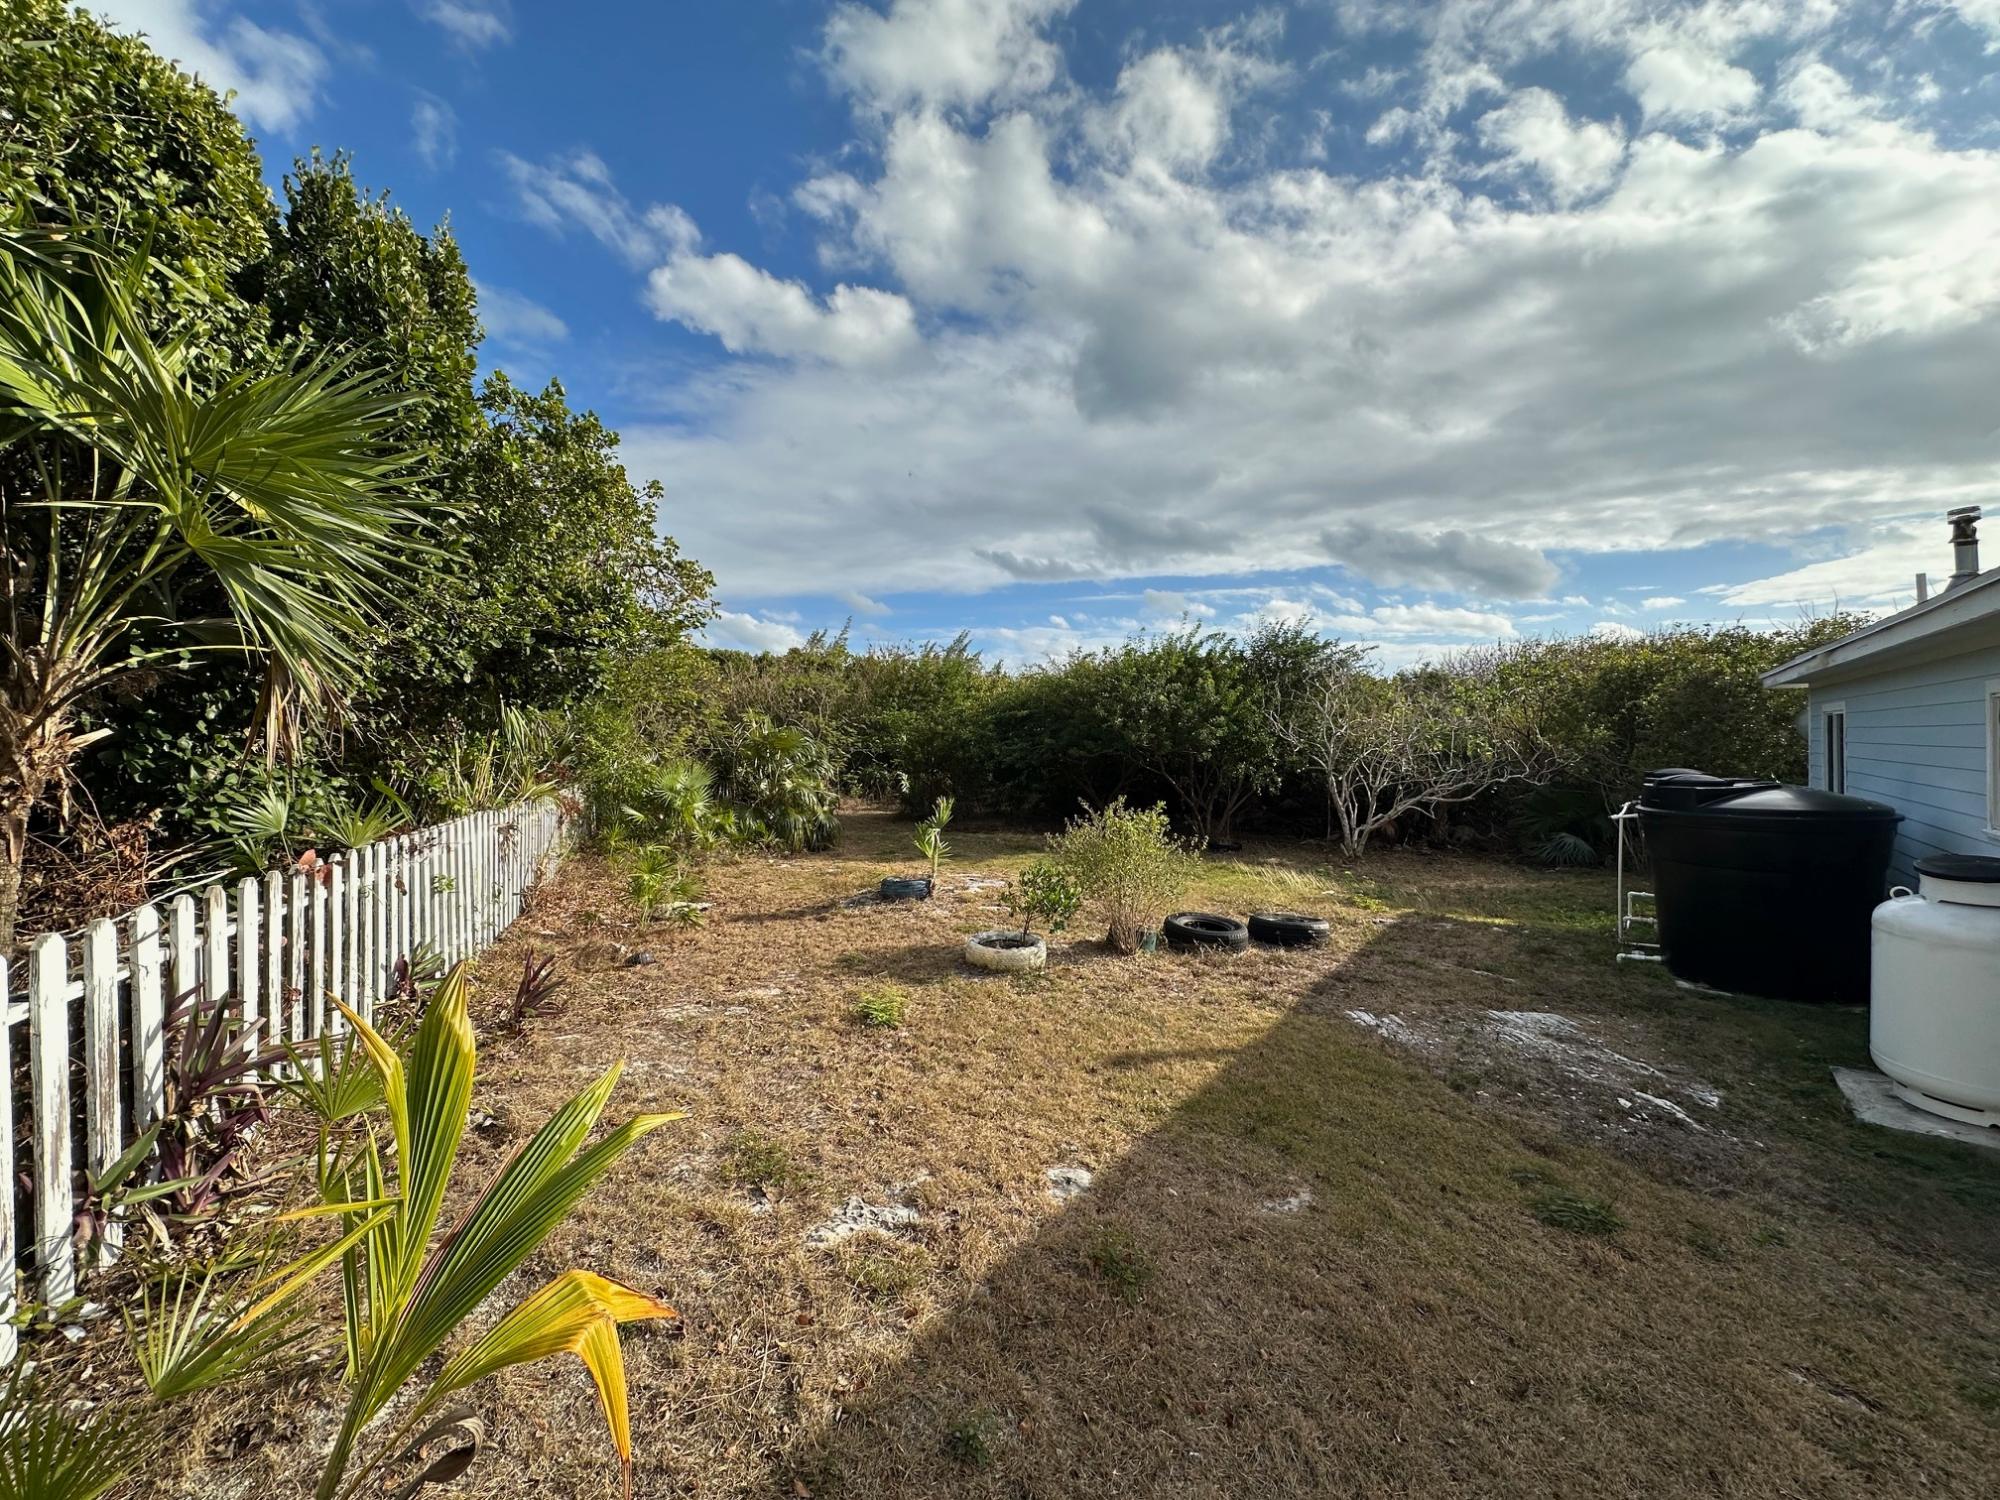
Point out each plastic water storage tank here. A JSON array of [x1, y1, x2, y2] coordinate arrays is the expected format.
[[1638, 773, 1901, 1004], [1872, 855, 2000, 1127]]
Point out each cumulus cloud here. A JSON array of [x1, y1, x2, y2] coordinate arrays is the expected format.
[[492, 0, 2000, 650], [476, 283, 568, 346], [646, 252, 919, 367], [1641, 595, 1687, 609], [1476, 88, 1624, 202], [92, 0, 327, 130], [1590, 620, 1646, 641], [823, 0, 1077, 114], [703, 610, 807, 653], [1622, 40, 1759, 123]]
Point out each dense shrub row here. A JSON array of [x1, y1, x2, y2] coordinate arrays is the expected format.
[[629, 615, 1864, 862]]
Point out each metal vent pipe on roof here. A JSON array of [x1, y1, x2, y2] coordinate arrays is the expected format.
[[1948, 505, 1982, 590]]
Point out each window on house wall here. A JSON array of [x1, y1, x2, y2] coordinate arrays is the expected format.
[[1824, 706, 1846, 795]]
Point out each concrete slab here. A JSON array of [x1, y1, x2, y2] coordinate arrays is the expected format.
[[1832, 1067, 2000, 1155]]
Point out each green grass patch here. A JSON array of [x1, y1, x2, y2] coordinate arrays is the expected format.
[[717, 1130, 804, 1192], [1083, 1224, 1156, 1303], [1530, 1189, 1625, 1235], [851, 985, 908, 1028], [943, 1411, 1000, 1469]]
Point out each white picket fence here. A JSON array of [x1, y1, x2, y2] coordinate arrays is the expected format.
[[0, 798, 572, 1364]]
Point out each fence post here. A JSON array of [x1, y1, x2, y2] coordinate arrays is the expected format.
[[237, 876, 261, 1049], [82, 918, 123, 1262], [28, 934, 74, 1307], [326, 858, 346, 1031], [130, 904, 165, 1133], [0, 955, 15, 1364], [310, 864, 331, 1038], [288, 868, 308, 1043], [169, 893, 198, 1010]]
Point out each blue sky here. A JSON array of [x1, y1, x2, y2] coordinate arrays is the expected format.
[[93, 1, 2000, 666]]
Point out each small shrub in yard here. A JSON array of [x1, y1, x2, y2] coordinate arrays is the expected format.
[[718, 1130, 802, 1191], [851, 985, 908, 1028], [914, 795, 953, 883], [1004, 859, 1083, 941], [1047, 799, 1203, 955], [1530, 1189, 1624, 1235], [1083, 1224, 1156, 1302], [505, 949, 566, 1033]]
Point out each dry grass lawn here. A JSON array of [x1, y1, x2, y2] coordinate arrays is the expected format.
[[151, 808, 2000, 1499]]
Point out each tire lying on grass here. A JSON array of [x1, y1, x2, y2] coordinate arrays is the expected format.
[[964, 930, 1048, 972], [1248, 912, 1331, 948], [1162, 912, 1250, 953], [879, 876, 933, 901]]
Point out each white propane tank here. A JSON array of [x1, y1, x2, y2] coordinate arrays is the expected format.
[[1871, 854, 2000, 1128]]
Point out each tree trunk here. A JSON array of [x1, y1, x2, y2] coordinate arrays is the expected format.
[[0, 803, 25, 955]]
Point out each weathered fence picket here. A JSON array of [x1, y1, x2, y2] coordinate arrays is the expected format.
[[1, 799, 570, 1359]]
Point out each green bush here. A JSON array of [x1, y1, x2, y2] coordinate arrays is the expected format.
[[1047, 800, 1202, 955], [1005, 860, 1084, 940]]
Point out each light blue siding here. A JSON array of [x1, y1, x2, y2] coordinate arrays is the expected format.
[[1805, 644, 1998, 885]]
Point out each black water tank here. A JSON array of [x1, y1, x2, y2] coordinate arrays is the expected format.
[[1638, 775, 1901, 1004]]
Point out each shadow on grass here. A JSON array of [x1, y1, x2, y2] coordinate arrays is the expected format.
[[770, 915, 2000, 1500]]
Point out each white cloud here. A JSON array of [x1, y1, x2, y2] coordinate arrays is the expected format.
[[1476, 88, 1624, 203], [645, 251, 919, 367], [90, 0, 327, 130], [703, 610, 807, 653], [1623, 40, 1760, 123], [545, 1, 2000, 622], [1712, 516, 1968, 609], [838, 589, 891, 616], [1590, 620, 1646, 641], [414, 0, 512, 50], [411, 95, 457, 170], [476, 283, 568, 345], [1641, 595, 1687, 609], [498, 151, 699, 269], [823, 0, 1077, 114], [1141, 589, 1217, 619], [1946, 1, 2000, 44]]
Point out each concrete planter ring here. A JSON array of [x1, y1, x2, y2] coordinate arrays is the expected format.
[[965, 930, 1047, 973]]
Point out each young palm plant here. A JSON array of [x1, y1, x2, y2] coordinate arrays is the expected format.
[[129, 962, 681, 1500], [0, 226, 421, 948]]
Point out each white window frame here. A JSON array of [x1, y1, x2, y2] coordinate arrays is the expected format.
[[1822, 702, 1847, 796], [1986, 681, 2000, 840]]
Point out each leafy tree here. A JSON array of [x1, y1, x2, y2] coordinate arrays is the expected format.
[[0, 0, 274, 372], [359, 374, 713, 738], [0, 230, 419, 948], [1097, 623, 1341, 844]]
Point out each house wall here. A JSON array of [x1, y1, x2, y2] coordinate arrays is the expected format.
[[1805, 642, 1999, 886]]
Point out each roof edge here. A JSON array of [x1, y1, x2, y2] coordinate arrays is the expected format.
[[1761, 568, 2000, 689]]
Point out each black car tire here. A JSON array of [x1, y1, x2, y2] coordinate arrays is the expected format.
[[1248, 912, 1331, 948], [879, 876, 933, 901], [1162, 911, 1250, 952]]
